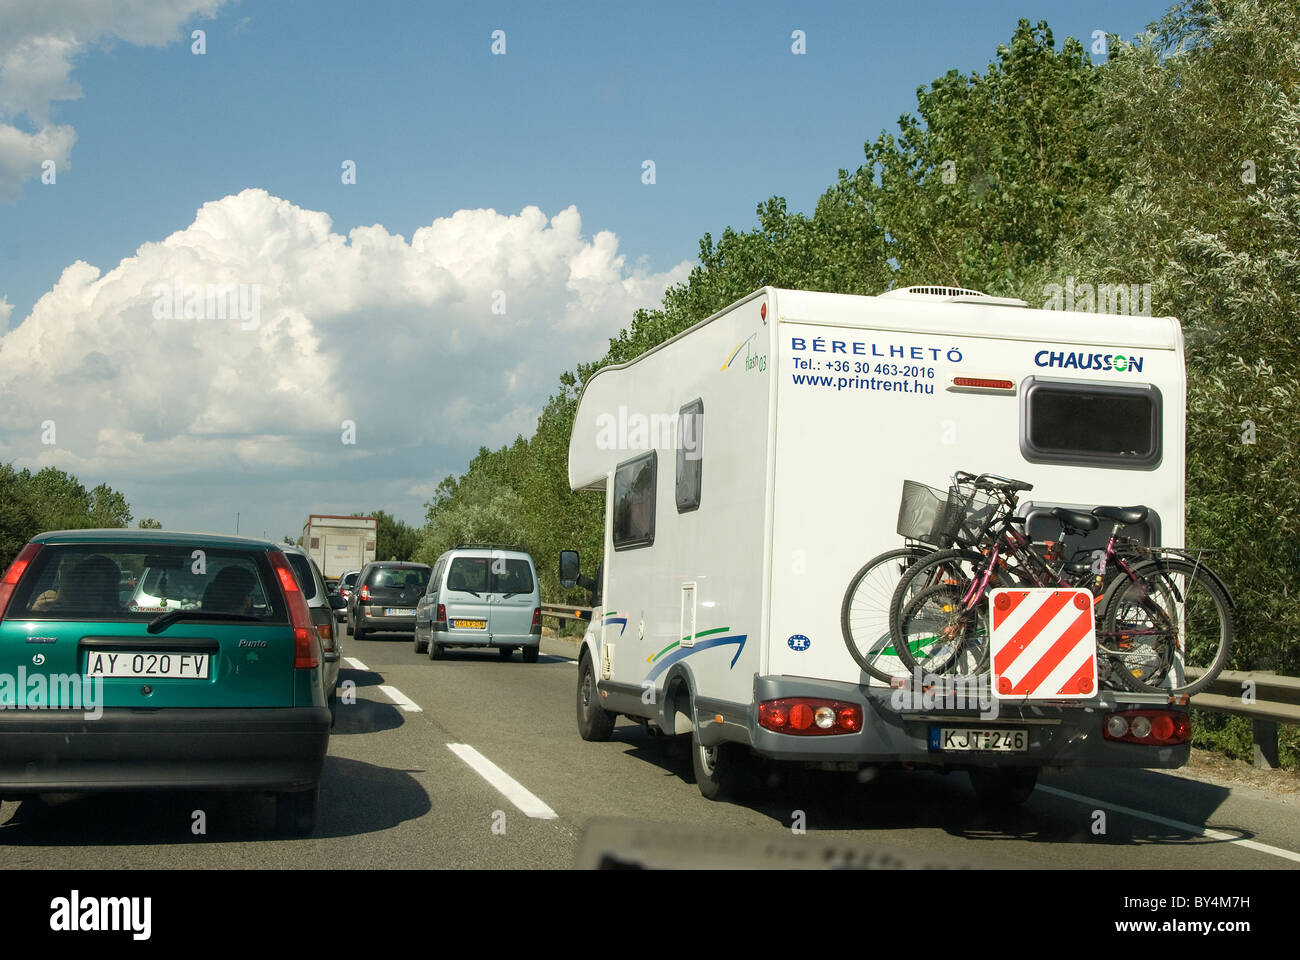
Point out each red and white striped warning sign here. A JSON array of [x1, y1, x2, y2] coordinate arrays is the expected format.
[[989, 588, 1097, 700]]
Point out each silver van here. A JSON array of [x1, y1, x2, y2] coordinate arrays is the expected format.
[[413, 545, 541, 662]]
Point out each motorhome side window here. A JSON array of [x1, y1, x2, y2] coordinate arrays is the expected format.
[[613, 451, 656, 550], [676, 398, 703, 513], [1020, 378, 1162, 468]]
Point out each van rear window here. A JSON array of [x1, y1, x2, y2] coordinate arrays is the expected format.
[[9, 544, 283, 621], [1020, 378, 1162, 469]]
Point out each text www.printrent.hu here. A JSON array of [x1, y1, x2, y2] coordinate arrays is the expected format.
[[790, 373, 934, 394]]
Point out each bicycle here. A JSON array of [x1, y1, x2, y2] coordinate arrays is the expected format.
[[889, 478, 1233, 697]]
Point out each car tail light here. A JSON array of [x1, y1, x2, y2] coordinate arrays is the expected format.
[[436, 603, 447, 625], [269, 550, 319, 669], [1102, 709, 1188, 746], [532, 607, 541, 627], [360, 585, 371, 603], [0, 542, 41, 621], [758, 698, 862, 736]]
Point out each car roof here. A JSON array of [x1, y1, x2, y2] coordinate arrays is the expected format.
[[32, 529, 279, 549], [440, 548, 535, 562]]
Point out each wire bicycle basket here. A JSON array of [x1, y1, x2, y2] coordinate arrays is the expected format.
[[896, 480, 998, 548]]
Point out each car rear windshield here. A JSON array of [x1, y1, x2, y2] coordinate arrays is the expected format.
[[445, 556, 533, 594], [285, 553, 319, 600], [9, 544, 285, 622], [365, 566, 430, 591]]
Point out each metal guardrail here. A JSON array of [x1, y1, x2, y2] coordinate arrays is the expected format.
[[1185, 669, 1300, 769], [540, 603, 594, 626]]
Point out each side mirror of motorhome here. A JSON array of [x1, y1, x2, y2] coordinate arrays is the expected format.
[[559, 550, 580, 588]]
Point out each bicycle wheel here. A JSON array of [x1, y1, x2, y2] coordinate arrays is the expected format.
[[887, 548, 995, 656], [1099, 557, 1233, 696], [894, 582, 992, 677], [841, 545, 934, 682]]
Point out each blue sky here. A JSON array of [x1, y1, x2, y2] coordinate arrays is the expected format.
[[0, 0, 1174, 540]]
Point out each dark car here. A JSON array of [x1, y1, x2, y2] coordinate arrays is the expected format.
[[0, 529, 331, 835], [347, 562, 431, 640]]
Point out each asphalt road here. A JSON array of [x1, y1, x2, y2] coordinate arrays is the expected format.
[[2, 628, 1298, 870]]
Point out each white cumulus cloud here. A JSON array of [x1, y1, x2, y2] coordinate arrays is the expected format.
[[0, 0, 226, 200], [0, 190, 691, 530]]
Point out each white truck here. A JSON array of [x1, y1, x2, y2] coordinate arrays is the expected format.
[[302, 514, 377, 582], [562, 285, 1192, 803]]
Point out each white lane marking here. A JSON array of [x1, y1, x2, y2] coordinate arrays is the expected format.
[[379, 685, 422, 712], [447, 743, 558, 820], [343, 657, 369, 671], [1038, 784, 1300, 864]]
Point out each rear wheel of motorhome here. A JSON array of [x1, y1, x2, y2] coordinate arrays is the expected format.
[[895, 582, 992, 677], [690, 725, 754, 801], [1099, 558, 1233, 696], [576, 654, 616, 741], [840, 545, 935, 682], [967, 767, 1039, 807]]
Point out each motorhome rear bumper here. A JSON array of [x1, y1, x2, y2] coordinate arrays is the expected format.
[[741, 675, 1189, 769]]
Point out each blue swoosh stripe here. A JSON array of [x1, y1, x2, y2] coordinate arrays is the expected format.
[[644, 634, 747, 683]]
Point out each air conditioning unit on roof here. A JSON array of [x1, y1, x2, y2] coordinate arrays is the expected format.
[[879, 285, 1028, 307]]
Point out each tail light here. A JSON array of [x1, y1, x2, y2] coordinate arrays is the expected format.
[[758, 698, 862, 736], [532, 607, 541, 626], [435, 603, 447, 627], [360, 585, 371, 603], [0, 543, 41, 621], [1103, 709, 1188, 746], [269, 550, 319, 669]]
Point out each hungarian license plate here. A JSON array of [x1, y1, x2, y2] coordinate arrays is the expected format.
[[450, 619, 487, 629], [86, 651, 210, 679], [930, 727, 1028, 752], [384, 608, 415, 616]]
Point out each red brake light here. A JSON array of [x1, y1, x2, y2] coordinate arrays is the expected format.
[[532, 607, 541, 627], [436, 603, 447, 624], [0, 543, 42, 621], [269, 551, 318, 669], [1102, 709, 1188, 746], [758, 698, 862, 736], [951, 377, 1016, 392], [360, 585, 371, 603]]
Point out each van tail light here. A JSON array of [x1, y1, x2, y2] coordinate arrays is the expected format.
[[532, 607, 542, 627], [269, 550, 319, 669], [758, 698, 862, 736], [0, 543, 42, 621], [360, 585, 371, 603], [435, 603, 447, 631], [1103, 709, 1188, 745]]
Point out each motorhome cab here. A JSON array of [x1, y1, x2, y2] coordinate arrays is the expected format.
[[563, 286, 1191, 803]]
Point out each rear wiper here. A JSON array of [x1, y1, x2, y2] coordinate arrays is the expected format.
[[147, 610, 267, 635]]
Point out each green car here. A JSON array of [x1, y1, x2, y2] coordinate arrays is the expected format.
[[0, 529, 332, 835]]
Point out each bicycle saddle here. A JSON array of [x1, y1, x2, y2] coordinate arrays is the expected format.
[[1050, 507, 1099, 532], [1092, 505, 1148, 525]]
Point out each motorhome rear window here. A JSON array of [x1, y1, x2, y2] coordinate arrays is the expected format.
[[676, 398, 703, 513], [613, 451, 657, 549], [1020, 378, 1162, 468]]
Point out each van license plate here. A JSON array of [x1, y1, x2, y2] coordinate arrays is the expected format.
[[86, 652, 210, 679], [930, 727, 1028, 752], [450, 619, 487, 629]]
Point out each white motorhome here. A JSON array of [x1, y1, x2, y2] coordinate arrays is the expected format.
[[564, 286, 1191, 802]]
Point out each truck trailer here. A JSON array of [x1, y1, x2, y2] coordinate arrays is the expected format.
[[302, 514, 377, 581]]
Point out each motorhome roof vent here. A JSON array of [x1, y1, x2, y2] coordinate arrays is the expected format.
[[878, 286, 1028, 307]]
